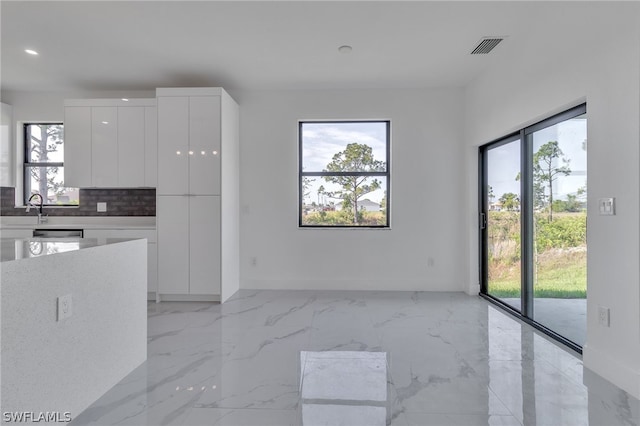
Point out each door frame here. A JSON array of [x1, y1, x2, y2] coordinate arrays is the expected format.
[[479, 103, 587, 354]]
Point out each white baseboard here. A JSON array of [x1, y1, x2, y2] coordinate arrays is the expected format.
[[583, 342, 640, 399], [465, 282, 480, 296], [156, 294, 220, 302], [241, 279, 464, 292]]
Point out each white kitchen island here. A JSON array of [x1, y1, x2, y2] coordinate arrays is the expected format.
[[0, 237, 147, 423]]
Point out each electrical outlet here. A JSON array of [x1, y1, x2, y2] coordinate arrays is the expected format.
[[598, 305, 610, 327], [427, 257, 435, 267], [250, 256, 257, 267], [57, 294, 73, 321], [97, 202, 107, 212]]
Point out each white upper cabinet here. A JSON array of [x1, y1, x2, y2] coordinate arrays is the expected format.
[[64, 98, 156, 188], [1, 103, 14, 187], [157, 96, 189, 195], [91, 107, 118, 187], [189, 97, 221, 195], [144, 106, 158, 187], [157, 95, 221, 195], [64, 106, 92, 188], [118, 107, 146, 187]]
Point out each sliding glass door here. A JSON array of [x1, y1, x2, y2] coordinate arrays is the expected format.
[[483, 136, 522, 312], [529, 112, 587, 345], [480, 104, 587, 349]]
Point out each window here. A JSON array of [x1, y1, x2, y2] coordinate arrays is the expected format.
[[299, 121, 390, 227], [24, 123, 79, 205]]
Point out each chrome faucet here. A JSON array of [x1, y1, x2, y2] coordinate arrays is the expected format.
[[26, 193, 47, 224]]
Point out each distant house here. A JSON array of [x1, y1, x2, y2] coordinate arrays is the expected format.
[[358, 199, 382, 212], [334, 199, 382, 212], [490, 201, 503, 211]]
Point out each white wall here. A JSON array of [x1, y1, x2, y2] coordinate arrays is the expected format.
[[235, 88, 466, 292], [464, 12, 640, 398]]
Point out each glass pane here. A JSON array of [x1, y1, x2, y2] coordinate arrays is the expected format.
[[301, 176, 387, 226], [25, 124, 64, 163], [486, 139, 522, 311], [301, 122, 387, 172], [531, 114, 587, 346], [25, 166, 79, 205]]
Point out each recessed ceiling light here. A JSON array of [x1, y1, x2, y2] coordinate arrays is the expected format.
[[101, 121, 109, 125], [121, 98, 129, 102], [338, 45, 353, 54], [25, 49, 38, 55]]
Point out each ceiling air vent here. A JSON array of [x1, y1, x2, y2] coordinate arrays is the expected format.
[[471, 37, 504, 55]]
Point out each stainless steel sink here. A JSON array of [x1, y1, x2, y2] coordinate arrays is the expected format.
[[33, 229, 84, 238]]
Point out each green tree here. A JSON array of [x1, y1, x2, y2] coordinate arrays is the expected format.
[[26, 124, 64, 201], [323, 143, 385, 225], [552, 193, 583, 213], [317, 185, 325, 207], [301, 174, 312, 201], [487, 185, 495, 205], [515, 172, 545, 210], [499, 192, 520, 211], [534, 141, 571, 222]]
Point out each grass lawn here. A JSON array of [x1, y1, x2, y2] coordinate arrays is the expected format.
[[489, 250, 586, 299]]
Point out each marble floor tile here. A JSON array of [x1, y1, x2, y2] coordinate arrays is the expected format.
[[302, 404, 386, 426], [300, 351, 388, 402], [180, 408, 300, 426], [489, 359, 590, 425], [403, 412, 522, 426], [71, 290, 639, 426]]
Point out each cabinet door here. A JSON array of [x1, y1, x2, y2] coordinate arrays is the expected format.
[[157, 97, 189, 195], [147, 242, 158, 294], [189, 96, 221, 195], [91, 107, 118, 187], [1, 103, 14, 187], [189, 195, 221, 295], [64, 107, 92, 187], [157, 196, 190, 294], [144, 106, 157, 187], [83, 228, 157, 295], [0, 228, 33, 238], [118, 107, 145, 187]]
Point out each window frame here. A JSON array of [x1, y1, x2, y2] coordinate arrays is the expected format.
[[298, 120, 391, 229], [23, 122, 76, 207]]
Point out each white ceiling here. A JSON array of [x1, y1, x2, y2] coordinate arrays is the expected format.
[[1, 1, 638, 93]]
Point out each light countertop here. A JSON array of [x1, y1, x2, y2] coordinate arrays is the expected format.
[[0, 237, 141, 262], [0, 216, 156, 230]]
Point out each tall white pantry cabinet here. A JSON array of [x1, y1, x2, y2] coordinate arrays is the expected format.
[[156, 88, 240, 302]]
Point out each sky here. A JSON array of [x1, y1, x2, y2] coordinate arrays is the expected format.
[[301, 122, 388, 205], [487, 116, 587, 204]]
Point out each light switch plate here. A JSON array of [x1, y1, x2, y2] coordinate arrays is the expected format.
[[97, 202, 107, 212], [598, 198, 615, 215], [57, 294, 73, 321], [598, 305, 610, 327]]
